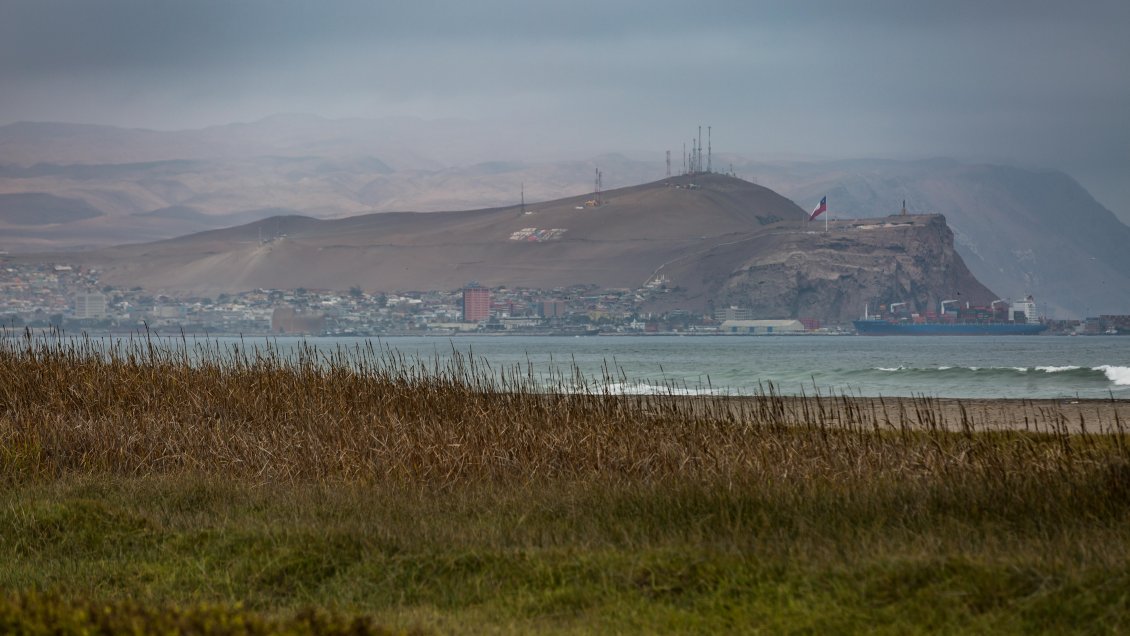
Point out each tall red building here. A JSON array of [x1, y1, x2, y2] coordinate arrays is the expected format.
[[462, 285, 491, 322]]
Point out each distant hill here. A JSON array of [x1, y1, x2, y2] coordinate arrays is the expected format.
[[133, 205, 298, 227], [59, 174, 804, 293], [0, 193, 103, 225], [1, 118, 1125, 315], [17, 175, 995, 323], [0, 116, 509, 168]]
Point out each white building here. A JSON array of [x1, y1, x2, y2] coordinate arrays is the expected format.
[[73, 293, 107, 319], [714, 306, 753, 321], [719, 319, 805, 335]]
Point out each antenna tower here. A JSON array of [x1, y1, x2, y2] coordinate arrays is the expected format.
[[707, 126, 712, 174], [697, 125, 702, 174], [520, 182, 526, 215], [666, 150, 671, 178]]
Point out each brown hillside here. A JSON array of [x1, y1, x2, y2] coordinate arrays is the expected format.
[[74, 174, 807, 294], [0, 193, 104, 225], [26, 175, 997, 323]]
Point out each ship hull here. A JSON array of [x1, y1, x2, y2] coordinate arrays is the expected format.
[[853, 321, 1048, 336]]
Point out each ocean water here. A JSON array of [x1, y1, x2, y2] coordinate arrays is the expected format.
[[207, 334, 1130, 400]]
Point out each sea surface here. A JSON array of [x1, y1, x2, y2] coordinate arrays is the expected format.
[[137, 334, 1130, 400]]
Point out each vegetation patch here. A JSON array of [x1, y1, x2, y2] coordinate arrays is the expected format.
[[0, 334, 1127, 633], [0, 592, 408, 635]]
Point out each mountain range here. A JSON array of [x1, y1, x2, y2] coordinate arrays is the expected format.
[[1, 117, 1126, 317]]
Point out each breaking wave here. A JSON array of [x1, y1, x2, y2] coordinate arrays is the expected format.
[[871, 365, 1130, 387], [1096, 365, 1130, 387], [597, 382, 724, 396], [583, 366, 1130, 398]]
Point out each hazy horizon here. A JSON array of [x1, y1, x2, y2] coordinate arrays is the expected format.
[[2, 0, 1127, 220]]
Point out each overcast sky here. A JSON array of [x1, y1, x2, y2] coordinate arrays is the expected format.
[[2, 0, 1127, 218]]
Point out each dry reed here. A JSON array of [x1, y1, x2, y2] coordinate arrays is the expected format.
[[0, 331, 1126, 495]]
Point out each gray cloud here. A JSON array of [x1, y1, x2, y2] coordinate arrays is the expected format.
[[1, 0, 1127, 218]]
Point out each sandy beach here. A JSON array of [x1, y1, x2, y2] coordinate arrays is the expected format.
[[661, 395, 1130, 434]]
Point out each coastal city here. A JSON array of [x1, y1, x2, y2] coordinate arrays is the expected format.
[[2, 260, 1126, 337], [0, 260, 722, 336]]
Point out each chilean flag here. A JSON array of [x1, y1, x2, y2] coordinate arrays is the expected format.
[[809, 196, 827, 221]]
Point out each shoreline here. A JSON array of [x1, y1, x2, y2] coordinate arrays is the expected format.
[[11, 328, 1129, 338], [665, 394, 1130, 434]]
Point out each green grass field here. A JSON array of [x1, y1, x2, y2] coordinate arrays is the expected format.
[[1, 334, 1127, 633]]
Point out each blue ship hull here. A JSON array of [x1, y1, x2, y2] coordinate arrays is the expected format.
[[853, 320, 1048, 336]]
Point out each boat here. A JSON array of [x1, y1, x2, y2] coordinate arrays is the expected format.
[[853, 297, 1048, 336], [852, 320, 1047, 336]]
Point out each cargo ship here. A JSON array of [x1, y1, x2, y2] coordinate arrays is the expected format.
[[853, 297, 1048, 336], [853, 320, 1047, 335]]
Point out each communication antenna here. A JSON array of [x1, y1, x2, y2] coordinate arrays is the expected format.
[[666, 150, 671, 178], [682, 142, 686, 174], [697, 125, 702, 174], [707, 126, 712, 174], [520, 182, 526, 215]]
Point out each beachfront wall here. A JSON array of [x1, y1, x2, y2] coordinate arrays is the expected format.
[[720, 319, 805, 335]]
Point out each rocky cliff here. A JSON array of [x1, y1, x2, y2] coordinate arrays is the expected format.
[[748, 159, 1130, 317], [646, 214, 996, 324]]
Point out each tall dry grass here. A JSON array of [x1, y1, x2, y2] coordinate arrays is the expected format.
[[0, 331, 1126, 498]]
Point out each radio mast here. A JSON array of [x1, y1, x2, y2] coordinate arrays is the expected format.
[[707, 126, 712, 174], [697, 126, 702, 174]]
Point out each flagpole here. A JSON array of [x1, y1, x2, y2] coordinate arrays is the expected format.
[[810, 195, 828, 230]]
